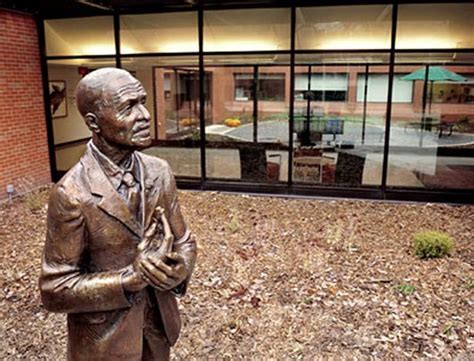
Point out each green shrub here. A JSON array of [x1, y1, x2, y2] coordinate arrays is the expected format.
[[412, 231, 454, 259], [227, 215, 240, 234], [398, 284, 416, 296], [24, 192, 44, 213], [465, 277, 474, 290]]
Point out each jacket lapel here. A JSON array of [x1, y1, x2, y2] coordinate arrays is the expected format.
[[81, 148, 142, 238], [137, 153, 161, 231]]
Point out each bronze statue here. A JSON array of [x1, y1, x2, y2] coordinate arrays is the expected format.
[[39, 68, 196, 361]]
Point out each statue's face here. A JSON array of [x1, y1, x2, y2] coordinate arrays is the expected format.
[[97, 73, 152, 149]]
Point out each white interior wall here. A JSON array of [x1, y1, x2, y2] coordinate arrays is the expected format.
[[48, 64, 92, 145]]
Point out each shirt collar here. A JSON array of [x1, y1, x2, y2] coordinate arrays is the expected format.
[[88, 141, 139, 190]]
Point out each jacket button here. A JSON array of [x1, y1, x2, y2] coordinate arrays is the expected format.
[[135, 295, 143, 303]]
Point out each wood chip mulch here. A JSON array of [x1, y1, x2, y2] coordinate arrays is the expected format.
[[0, 188, 472, 360]]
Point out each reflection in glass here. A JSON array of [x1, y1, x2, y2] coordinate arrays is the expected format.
[[388, 53, 474, 189], [48, 58, 116, 171], [293, 55, 391, 187], [234, 73, 285, 101], [356, 74, 413, 103], [121, 12, 198, 54], [204, 9, 290, 52], [45, 17, 114, 56], [123, 57, 201, 178], [204, 56, 290, 183], [397, 4, 474, 49], [295, 73, 349, 102], [296, 5, 392, 50]]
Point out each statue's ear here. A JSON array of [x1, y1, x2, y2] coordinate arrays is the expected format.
[[85, 112, 100, 134]]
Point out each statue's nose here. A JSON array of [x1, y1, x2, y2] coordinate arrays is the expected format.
[[138, 103, 150, 121]]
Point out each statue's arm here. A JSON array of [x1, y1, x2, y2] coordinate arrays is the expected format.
[[163, 164, 197, 296], [39, 185, 132, 313]]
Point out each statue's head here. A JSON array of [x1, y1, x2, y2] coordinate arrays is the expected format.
[[76, 68, 152, 150]]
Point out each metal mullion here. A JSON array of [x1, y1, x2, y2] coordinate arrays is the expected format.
[[253, 66, 259, 143], [394, 48, 474, 53], [362, 64, 369, 145], [390, 61, 474, 66], [114, 9, 121, 68], [294, 49, 392, 54], [381, 3, 398, 195], [115, 6, 199, 16], [304, 65, 312, 147], [202, 50, 291, 56], [198, 6, 206, 184], [152, 66, 158, 141], [113, 51, 200, 58], [288, 4, 296, 186], [46, 54, 116, 60], [37, 14, 59, 182]]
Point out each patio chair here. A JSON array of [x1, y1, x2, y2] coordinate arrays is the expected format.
[[293, 146, 324, 183], [335, 151, 366, 186], [239, 143, 282, 183]]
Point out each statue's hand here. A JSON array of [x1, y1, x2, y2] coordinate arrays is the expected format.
[[138, 252, 187, 292], [122, 265, 147, 293], [137, 206, 174, 257], [125, 210, 161, 293], [137, 209, 161, 254]]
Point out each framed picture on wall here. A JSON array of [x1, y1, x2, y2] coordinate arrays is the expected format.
[[49, 80, 67, 118]]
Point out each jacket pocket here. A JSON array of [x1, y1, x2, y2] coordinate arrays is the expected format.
[[79, 311, 108, 325]]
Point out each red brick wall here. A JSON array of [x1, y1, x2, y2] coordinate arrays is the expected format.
[[0, 10, 51, 200]]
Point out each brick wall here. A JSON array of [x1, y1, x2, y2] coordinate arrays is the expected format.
[[0, 10, 51, 200]]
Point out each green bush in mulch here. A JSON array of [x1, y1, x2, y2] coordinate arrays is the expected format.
[[413, 231, 454, 259]]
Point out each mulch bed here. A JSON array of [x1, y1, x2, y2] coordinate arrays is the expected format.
[[0, 188, 472, 359]]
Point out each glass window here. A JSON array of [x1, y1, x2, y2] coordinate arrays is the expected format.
[[122, 57, 202, 178], [388, 53, 474, 190], [293, 53, 391, 187], [234, 73, 285, 101], [204, 9, 290, 52], [204, 55, 290, 183], [45, 17, 114, 56], [397, 3, 474, 49], [356, 74, 413, 103], [432, 74, 474, 104], [295, 73, 348, 101], [120, 12, 198, 54], [48, 58, 116, 172], [296, 5, 392, 50]]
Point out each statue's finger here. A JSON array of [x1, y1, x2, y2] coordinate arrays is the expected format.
[[148, 256, 178, 278], [161, 213, 174, 241], [140, 271, 167, 291], [143, 220, 157, 239], [166, 252, 185, 265], [139, 260, 173, 287]]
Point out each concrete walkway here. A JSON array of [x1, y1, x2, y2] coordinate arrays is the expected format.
[[219, 120, 474, 148]]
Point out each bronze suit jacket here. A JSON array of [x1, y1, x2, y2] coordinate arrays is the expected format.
[[39, 145, 196, 361]]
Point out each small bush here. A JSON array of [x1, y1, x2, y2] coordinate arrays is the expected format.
[[464, 277, 474, 290], [413, 231, 454, 259], [398, 284, 416, 296], [227, 215, 240, 233], [24, 192, 45, 213]]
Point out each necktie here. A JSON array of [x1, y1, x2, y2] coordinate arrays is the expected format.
[[122, 171, 141, 223]]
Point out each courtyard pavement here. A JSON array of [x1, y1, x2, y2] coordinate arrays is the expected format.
[[221, 120, 474, 148]]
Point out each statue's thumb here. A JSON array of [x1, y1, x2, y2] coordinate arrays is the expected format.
[[159, 213, 174, 254]]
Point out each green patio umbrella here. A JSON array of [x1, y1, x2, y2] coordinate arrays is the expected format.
[[400, 66, 466, 82], [401, 66, 467, 114]]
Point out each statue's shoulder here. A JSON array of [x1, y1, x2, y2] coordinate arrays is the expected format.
[[56, 161, 86, 189], [49, 161, 86, 207], [136, 151, 171, 173]]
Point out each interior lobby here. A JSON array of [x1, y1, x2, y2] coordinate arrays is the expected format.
[[6, 0, 474, 203]]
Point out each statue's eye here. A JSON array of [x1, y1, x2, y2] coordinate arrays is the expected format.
[[124, 105, 133, 115]]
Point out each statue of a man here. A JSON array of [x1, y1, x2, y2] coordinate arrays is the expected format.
[[39, 68, 196, 361]]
